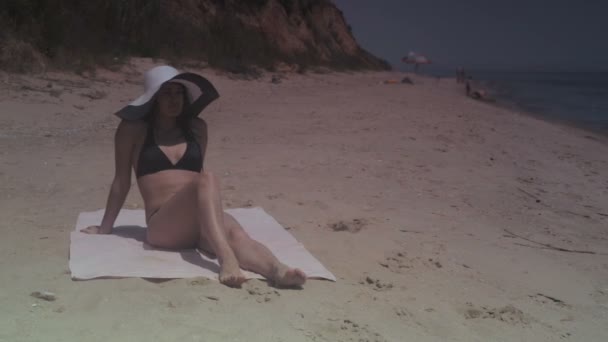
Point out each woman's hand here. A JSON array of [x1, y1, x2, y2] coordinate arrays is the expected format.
[[80, 225, 112, 234]]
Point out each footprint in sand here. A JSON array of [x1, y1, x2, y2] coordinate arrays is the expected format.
[[590, 286, 608, 306], [266, 193, 284, 200], [305, 318, 388, 342], [359, 275, 393, 291], [379, 251, 411, 273], [463, 303, 532, 325], [189, 277, 212, 286], [337, 319, 387, 342], [395, 307, 413, 320], [328, 218, 368, 233], [244, 281, 281, 303], [379, 251, 443, 273]]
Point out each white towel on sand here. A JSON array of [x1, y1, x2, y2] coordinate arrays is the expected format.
[[69, 207, 336, 281]]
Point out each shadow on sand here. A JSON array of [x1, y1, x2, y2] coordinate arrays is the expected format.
[[111, 225, 220, 283]]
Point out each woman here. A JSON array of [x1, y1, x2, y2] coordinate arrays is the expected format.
[[81, 65, 306, 288]]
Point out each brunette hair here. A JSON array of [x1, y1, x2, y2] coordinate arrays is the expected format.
[[144, 83, 195, 140]]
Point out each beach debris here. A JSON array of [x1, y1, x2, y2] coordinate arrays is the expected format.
[[559, 210, 591, 219], [429, 258, 442, 268], [383, 79, 400, 84], [203, 295, 219, 301], [516, 187, 543, 204], [401, 77, 413, 84], [504, 229, 606, 255], [530, 293, 568, 307], [30, 290, 56, 301]]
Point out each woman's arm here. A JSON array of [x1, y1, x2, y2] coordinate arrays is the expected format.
[[84, 120, 138, 234], [192, 118, 208, 166]]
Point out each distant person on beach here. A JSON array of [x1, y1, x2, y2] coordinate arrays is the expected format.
[[465, 79, 491, 101], [456, 67, 466, 83], [80, 65, 306, 288]]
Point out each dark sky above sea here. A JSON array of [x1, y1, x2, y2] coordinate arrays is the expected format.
[[332, 0, 608, 72]]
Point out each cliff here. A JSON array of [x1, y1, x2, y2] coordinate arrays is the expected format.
[[0, 0, 390, 73]]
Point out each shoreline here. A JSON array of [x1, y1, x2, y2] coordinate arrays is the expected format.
[[494, 96, 608, 141], [466, 73, 608, 140], [484, 88, 608, 141]]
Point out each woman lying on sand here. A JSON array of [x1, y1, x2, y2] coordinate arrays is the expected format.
[[466, 80, 494, 102], [81, 65, 306, 288]]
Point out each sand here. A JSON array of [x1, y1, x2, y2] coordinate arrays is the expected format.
[[1, 59, 607, 341]]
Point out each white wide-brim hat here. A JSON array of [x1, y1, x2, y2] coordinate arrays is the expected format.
[[115, 65, 219, 120]]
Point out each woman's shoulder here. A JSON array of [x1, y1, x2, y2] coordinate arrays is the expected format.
[[189, 118, 207, 144], [191, 117, 207, 129], [191, 117, 207, 135], [117, 119, 146, 132], [115, 119, 147, 141]]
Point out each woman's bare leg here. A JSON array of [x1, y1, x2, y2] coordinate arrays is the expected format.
[[146, 172, 245, 287], [194, 172, 245, 286], [222, 214, 306, 287], [147, 171, 305, 287]]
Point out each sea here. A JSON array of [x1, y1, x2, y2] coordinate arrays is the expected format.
[[432, 70, 608, 136]]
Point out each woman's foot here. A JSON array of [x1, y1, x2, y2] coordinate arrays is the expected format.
[[218, 258, 246, 288], [271, 264, 307, 288]]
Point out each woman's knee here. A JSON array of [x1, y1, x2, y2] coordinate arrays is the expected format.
[[224, 214, 249, 246], [227, 226, 249, 246], [196, 171, 217, 191]]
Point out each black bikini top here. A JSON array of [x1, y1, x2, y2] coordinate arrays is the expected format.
[[136, 124, 203, 178]]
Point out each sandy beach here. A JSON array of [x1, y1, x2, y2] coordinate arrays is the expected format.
[[1, 59, 607, 341]]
